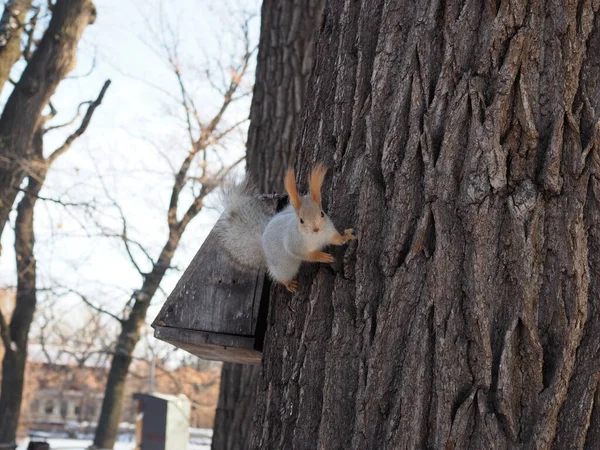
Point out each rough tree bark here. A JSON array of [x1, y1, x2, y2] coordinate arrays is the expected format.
[[245, 0, 324, 193], [0, 0, 96, 251], [211, 1, 323, 449], [212, 365, 261, 450], [250, 1, 600, 449], [0, 80, 109, 446]]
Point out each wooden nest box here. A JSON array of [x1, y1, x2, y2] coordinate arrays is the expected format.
[[152, 195, 286, 365]]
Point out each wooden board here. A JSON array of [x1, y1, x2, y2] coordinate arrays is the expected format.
[[155, 228, 265, 336], [153, 326, 261, 365], [152, 194, 287, 364]]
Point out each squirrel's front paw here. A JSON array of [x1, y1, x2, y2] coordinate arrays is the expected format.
[[332, 229, 357, 245], [306, 250, 334, 263], [321, 253, 334, 263], [344, 228, 357, 242], [282, 280, 298, 292]]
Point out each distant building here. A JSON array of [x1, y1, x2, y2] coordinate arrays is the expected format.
[[25, 362, 137, 432], [29, 388, 105, 423], [22, 348, 220, 432]]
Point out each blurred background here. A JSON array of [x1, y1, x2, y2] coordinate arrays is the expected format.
[[0, 0, 260, 448]]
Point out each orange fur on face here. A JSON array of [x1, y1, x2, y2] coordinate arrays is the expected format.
[[308, 163, 327, 207], [285, 168, 302, 211]]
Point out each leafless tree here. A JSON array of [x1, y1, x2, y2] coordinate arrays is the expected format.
[[0, 0, 97, 250], [0, 78, 109, 445], [91, 12, 256, 448], [32, 299, 117, 369]]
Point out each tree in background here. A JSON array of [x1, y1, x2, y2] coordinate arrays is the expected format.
[[0, 0, 96, 249], [0, 0, 34, 93], [0, 81, 109, 444], [91, 13, 257, 449], [250, 2, 600, 449], [0, 1, 104, 444], [211, 0, 323, 448]]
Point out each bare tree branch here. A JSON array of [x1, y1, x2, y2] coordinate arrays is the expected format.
[[37, 309, 56, 364], [47, 79, 111, 164], [210, 118, 249, 144], [66, 46, 97, 79], [44, 99, 94, 134], [16, 187, 98, 210], [63, 288, 123, 325], [91, 156, 155, 275], [172, 63, 198, 146], [22, 5, 40, 62]]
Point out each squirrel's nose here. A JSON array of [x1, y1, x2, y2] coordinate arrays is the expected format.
[[313, 227, 319, 233]]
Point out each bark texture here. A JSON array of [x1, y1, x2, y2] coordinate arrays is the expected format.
[[212, 1, 323, 449], [0, 0, 96, 250], [0, 0, 34, 95], [212, 364, 260, 450], [251, 1, 600, 449], [245, 0, 324, 193]]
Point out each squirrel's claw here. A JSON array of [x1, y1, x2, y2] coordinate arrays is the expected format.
[[283, 280, 298, 292], [321, 253, 334, 263], [344, 228, 357, 241]]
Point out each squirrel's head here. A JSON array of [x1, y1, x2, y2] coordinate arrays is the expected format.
[[285, 163, 329, 234]]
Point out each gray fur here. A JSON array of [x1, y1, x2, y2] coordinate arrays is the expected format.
[[217, 185, 341, 283], [215, 180, 270, 269], [261, 202, 338, 283]]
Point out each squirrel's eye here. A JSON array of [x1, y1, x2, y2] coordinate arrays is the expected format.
[[299, 218, 304, 224], [320, 211, 324, 218]]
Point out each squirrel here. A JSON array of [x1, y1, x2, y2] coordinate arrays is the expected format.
[[216, 163, 356, 292]]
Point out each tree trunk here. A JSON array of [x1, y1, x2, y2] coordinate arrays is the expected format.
[[245, 0, 324, 193], [211, 1, 323, 449], [0, 81, 107, 446], [212, 365, 260, 450], [250, 1, 600, 449], [0, 128, 44, 444], [0, 0, 95, 251], [0, 0, 34, 95], [93, 231, 181, 449]]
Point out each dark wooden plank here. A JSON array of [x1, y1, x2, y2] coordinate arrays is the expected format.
[[153, 195, 284, 337], [159, 229, 262, 335], [153, 326, 261, 365]]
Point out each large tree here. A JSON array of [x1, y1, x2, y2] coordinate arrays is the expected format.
[[211, 0, 323, 448], [250, 1, 600, 449], [0, 81, 109, 445], [0, 0, 96, 250], [92, 23, 255, 449], [0, 0, 97, 444]]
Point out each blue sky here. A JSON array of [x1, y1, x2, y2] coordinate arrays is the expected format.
[[0, 0, 261, 349]]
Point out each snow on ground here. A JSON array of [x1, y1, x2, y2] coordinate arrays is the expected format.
[[17, 438, 210, 450], [17, 438, 132, 450]]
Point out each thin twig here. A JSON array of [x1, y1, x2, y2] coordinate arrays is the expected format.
[[16, 187, 98, 209], [44, 100, 94, 134], [63, 288, 123, 324], [47, 79, 111, 164]]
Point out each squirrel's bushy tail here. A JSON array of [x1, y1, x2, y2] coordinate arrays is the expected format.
[[215, 180, 270, 270]]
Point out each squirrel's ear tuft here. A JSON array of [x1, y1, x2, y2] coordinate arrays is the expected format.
[[308, 163, 327, 206], [285, 168, 302, 211]]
